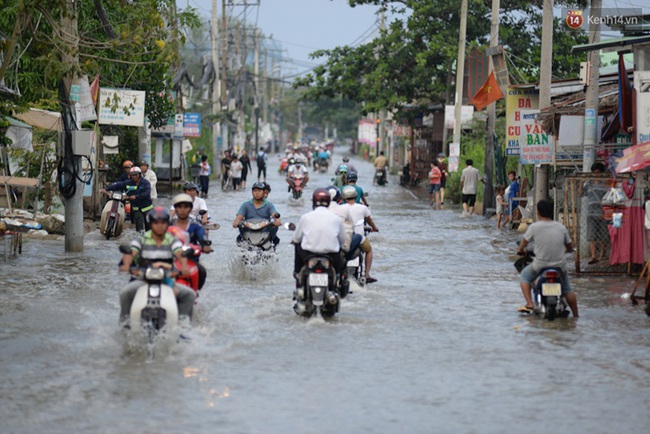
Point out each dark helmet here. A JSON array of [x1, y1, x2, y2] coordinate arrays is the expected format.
[[147, 206, 170, 224], [312, 188, 331, 208], [347, 172, 358, 182], [183, 182, 199, 192], [342, 156, 350, 162], [252, 181, 266, 191], [326, 185, 341, 202]]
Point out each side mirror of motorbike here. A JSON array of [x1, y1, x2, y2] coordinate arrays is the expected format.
[[283, 222, 296, 231], [181, 245, 195, 257], [199, 209, 207, 216], [119, 244, 132, 255], [364, 192, 369, 197], [272, 212, 281, 219]]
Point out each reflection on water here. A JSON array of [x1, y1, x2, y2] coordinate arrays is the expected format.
[[1, 150, 649, 433]]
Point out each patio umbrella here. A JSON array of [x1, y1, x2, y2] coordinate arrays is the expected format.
[[615, 141, 650, 173]]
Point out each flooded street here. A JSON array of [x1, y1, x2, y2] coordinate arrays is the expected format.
[[1, 149, 649, 433]]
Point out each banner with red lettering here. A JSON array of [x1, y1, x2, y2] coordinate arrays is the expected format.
[[505, 87, 539, 156], [519, 109, 553, 164]]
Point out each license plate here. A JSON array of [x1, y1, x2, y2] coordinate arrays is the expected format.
[[308, 273, 328, 287], [541, 283, 561, 296], [347, 257, 359, 267]]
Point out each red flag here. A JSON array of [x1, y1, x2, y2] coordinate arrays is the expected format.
[[89, 74, 100, 106], [471, 71, 504, 111]]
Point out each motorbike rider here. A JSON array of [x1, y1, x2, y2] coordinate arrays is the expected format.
[[170, 193, 213, 290], [346, 172, 369, 207], [102, 166, 153, 233], [333, 164, 348, 189], [232, 182, 283, 245], [116, 160, 134, 182], [117, 207, 196, 326], [373, 151, 389, 185], [341, 186, 379, 283], [169, 182, 210, 224], [286, 158, 310, 192], [335, 156, 357, 176], [516, 199, 579, 318], [292, 188, 347, 283]]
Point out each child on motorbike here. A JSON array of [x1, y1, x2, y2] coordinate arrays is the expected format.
[[516, 199, 579, 318]]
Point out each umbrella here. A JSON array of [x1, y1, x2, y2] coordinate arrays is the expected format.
[[615, 141, 650, 173]]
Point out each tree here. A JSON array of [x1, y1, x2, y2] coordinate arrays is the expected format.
[[295, 0, 588, 115]]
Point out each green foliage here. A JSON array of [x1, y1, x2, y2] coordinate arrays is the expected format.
[[296, 0, 589, 116]]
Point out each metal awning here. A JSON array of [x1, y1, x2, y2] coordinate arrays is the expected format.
[[572, 35, 650, 53]]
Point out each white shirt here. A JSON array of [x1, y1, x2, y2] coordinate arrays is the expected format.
[[288, 164, 308, 177], [460, 165, 480, 195], [328, 202, 351, 222], [230, 160, 243, 178], [143, 169, 158, 199], [340, 202, 371, 236], [293, 206, 346, 253]]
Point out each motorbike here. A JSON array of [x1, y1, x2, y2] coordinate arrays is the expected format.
[[315, 157, 329, 173], [293, 254, 342, 318], [515, 251, 570, 321], [279, 157, 289, 175], [237, 215, 281, 266], [375, 167, 387, 186], [288, 173, 306, 200], [344, 219, 370, 287], [119, 245, 185, 344], [100, 191, 127, 240]]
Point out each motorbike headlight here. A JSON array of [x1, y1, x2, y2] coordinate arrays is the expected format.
[[245, 221, 267, 230], [145, 267, 166, 281], [112, 192, 123, 200]]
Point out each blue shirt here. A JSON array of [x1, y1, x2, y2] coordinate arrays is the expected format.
[[236, 199, 278, 220], [508, 180, 520, 209]]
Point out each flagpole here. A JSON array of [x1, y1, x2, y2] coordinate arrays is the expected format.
[[452, 0, 468, 163]]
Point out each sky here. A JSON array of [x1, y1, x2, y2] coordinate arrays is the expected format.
[[178, 0, 384, 78]]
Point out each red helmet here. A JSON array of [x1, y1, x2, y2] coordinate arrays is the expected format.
[[147, 206, 170, 225], [312, 188, 331, 209], [122, 160, 134, 168]]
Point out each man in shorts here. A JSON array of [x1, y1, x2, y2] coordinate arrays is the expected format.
[[460, 159, 481, 217]]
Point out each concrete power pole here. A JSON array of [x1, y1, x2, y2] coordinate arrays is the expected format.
[[483, 0, 499, 215], [221, 0, 228, 152], [61, 0, 83, 252], [254, 28, 260, 153], [534, 0, 554, 206], [452, 0, 469, 157], [582, 0, 601, 172], [212, 0, 221, 176]]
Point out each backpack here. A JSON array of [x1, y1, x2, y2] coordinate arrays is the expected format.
[[256, 153, 266, 167]]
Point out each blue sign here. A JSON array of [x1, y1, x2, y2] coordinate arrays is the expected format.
[[183, 113, 201, 137]]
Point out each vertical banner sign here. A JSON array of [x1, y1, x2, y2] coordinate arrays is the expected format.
[[519, 109, 553, 164], [173, 114, 184, 139], [183, 113, 201, 137], [635, 71, 650, 144], [506, 88, 540, 156]]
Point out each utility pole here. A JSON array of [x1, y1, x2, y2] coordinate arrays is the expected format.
[[582, 0, 601, 172], [534, 0, 553, 206], [378, 10, 387, 157], [482, 0, 499, 215], [254, 28, 260, 153], [61, 0, 83, 252], [452, 0, 469, 161], [211, 0, 221, 176], [221, 0, 228, 152]]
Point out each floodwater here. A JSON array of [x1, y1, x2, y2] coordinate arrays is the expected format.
[[1, 148, 649, 434]]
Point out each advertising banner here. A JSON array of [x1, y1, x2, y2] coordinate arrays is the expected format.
[[635, 71, 650, 144], [183, 112, 201, 137], [519, 110, 553, 164], [506, 87, 539, 156], [98, 88, 146, 127]]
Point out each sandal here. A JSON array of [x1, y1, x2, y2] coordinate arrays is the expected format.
[[365, 277, 378, 284], [588, 258, 599, 265], [517, 305, 534, 313]]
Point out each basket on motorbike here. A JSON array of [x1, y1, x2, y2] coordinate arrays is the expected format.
[[189, 164, 202, 178]]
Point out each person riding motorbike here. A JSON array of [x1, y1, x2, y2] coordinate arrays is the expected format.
[[169, 182, 209, 224], [102, 166, 153, 233], [232, 182, 283, 245], [346, 172, 369, 207], [335, 156, 357, 176], [292, 188, 347, 283], [286, 158, 310, 192], [373, 151, 389, 185], [333, 165, 348, 189], [117, 160, 135, 182], [340, 186, 379, 283], [171, 194, 213, 290], [516, 199, 579, 318], [117, 207, 196, 327]]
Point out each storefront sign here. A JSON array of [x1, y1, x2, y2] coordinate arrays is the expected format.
[[519, 110, 553, 164], [506, 87, 539, 156], [98, 88, 146, 127], [635, 71, 650, 144]]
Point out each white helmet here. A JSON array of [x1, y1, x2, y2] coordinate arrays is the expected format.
[[172, 193, 193, 207], [341, 186, 358, 200]]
